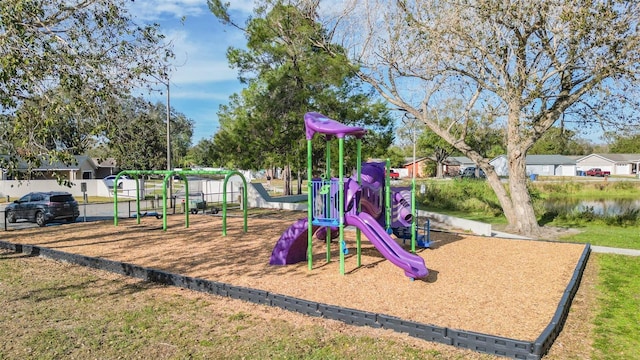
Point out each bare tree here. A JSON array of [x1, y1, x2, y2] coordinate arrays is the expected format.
[[316, 0, 640, 236]]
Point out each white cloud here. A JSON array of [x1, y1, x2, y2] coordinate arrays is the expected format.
[[228, 0, 256, 13], [160, 26, 243, 85], [129, 0, 256, 21], [172, 60, 238, 84], [128, 0, 206, 21], [171, 89, 234, 101], [128, 0, 251, 87]]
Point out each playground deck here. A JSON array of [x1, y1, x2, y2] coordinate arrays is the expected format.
[[1, 211, 585, 344]]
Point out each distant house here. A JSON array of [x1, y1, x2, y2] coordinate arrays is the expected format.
[[92, 158, 121, 179], [575, 154, 640, 176], [1, 155, 99, 180], [401, 157, 430, 178], [366, 156, 432, 178], [404, 153, 640, 177], [489, 155, 577, 177], [527, 155, 577, 176], [33, 155, 97, 180], [1, 156, 124, 181], [446, 156, 477, 176], [399, 156, 476, 178]]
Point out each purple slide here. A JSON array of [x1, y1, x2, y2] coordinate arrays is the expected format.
[[270, 218, 318, 265], [345, 213, 428, 279], [270, 214, 428, 279]]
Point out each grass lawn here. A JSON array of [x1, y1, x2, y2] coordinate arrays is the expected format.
[[592, 254, 640, 360], [422, 206, 640, 250], [555, 224, 640, 250]]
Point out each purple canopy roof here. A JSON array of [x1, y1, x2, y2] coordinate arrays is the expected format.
[[304, 112, 366, 140]]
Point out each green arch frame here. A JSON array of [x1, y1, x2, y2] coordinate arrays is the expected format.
[[112, 169, 247, 235]]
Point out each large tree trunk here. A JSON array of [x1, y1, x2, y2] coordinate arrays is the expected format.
[[484, 144, 541, 237], [506, 154, 541, 236], [434, 148, 449, 179], [485, 168, 540, 237], [435, 162, 443, 178]]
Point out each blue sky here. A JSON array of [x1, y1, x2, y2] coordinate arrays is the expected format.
[[128, 1, 255, 144]]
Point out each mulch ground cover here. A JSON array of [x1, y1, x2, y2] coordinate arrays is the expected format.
[[1, 210, 586, 343]]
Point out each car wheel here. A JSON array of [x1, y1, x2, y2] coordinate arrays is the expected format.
[[66, 217, 77, 223], [35, 211, 46, 227], [6, 210, 16, 223]]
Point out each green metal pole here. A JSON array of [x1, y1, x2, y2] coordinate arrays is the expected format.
[[174, 169, 248, 234], [307, 139, 314, 271], [356, 139, 362, 267], [411, 121, 417, 252], [222, 182, 228, 236], [135, 175, 141, 224], [326, 136, 331, 178], [162, 176, 168, 231], [182, 174, 189, 228], [113, 173, 125, 226], [412, 177, 416, 253], [385, 158, 391, 232], [113, 176, 119, 226], [339, 137, 345, 275], [241, 176, 248, 233], [325, 137, 331, 263]]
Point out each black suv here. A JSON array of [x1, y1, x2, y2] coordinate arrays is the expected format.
[[460, 167, 486, 179], [5, 192, 79, 227]]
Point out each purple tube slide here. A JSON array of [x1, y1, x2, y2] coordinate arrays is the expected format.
[[345, 213, 428, 279], [269, 218, 318, 265], [394, 191, 413, 226]]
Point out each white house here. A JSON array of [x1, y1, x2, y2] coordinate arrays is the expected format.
[[575, 154, 640, 176], [1, 155, 98, 180], [489, 155, 577, 177]]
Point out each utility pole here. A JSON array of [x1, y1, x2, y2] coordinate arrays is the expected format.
[[166, 80, 171, 174], [166, 78, 172, 208]]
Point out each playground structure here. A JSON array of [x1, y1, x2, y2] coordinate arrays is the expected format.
[[269, 112, 430, 279], [112, 169, 248, 235]]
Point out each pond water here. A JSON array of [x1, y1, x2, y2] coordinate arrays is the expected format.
[[544, 198, 640, 216]]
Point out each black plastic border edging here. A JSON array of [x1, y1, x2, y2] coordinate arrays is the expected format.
[[0, 240, 591, 360], [532, 244, 591, 357]]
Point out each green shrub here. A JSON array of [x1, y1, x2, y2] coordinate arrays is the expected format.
[[610, 181, 638, 191], [417, 179, 502, 216], [554, 207, 640, 227], [565, 206, 598, 222], [603, 208, 640, 227], [535, 181, 585, 195]]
